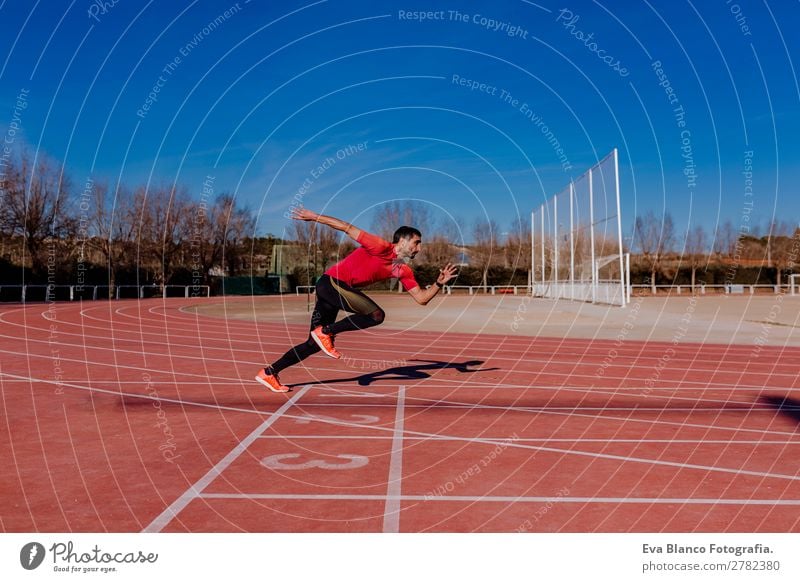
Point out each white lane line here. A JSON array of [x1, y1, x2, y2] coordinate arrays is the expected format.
[[31, 302, 800, 360], [286, 403, 790, 412], [7, 372, 800, 482], [255, 435, 800, 445], [199, 493, 800, 505], [383, 385, 406, 533], [2, 334, 798, 392], [142, 386, 310, 533]]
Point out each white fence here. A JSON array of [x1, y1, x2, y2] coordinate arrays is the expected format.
[[0, 285, 210, 303], [631, 284, 790, 295]]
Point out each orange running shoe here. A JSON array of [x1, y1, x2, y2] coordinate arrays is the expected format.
[[311, 326, 341, 359], [255, 369, 291, 393]]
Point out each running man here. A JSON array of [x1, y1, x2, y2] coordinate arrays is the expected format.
[[255, 208, 458, 393]]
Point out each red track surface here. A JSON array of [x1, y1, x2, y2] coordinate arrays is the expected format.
[[2, 298, 800, 532]]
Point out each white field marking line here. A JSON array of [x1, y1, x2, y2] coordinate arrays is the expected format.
[[1, 341, 792, 412], [9, 370, 800, 480], [198, 318, 800, 356], [0, 346, 249, 383], [0, 365, 45, 530], [142, 385, 311, 533], [300, 372, 769, 411], [108, 300, 800, 354], [304, 385, 800, 438], [18, 299, 800, 359], [0, 334, 778, 417], [100, 302, 800, 360], [0, 371, 288, 417], [15, 305, 800, 366], [1, 376, 794, 394], [289, 403, 786, 412], [11, 315, 797, 378], [3, 337, 797, 397], [10, 305, 800, 377], [1, 349, 794, 443], [4, 339, 793, 441], [0, 380, 247, 385], [256, 435, 800, 445], [304, 383, 777, 412], [383, 385, 406, 533], [197, 493, 800, 505], [55, 310, 800, 379]]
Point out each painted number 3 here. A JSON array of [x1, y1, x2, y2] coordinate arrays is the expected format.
[[261, 453, 369, 471]]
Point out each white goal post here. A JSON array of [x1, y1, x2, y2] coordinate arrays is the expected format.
[[531, 148, 627, 306]]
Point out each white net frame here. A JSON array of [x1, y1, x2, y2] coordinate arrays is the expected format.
[[531, 149, 628, 307]]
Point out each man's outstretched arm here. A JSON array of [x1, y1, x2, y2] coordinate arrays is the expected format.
[[291, 208, 362, 241], [407, 263, 458, 306]]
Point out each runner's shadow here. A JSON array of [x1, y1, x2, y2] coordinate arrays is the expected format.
[[759, 395, 800, 424], [290, 359, 500, 387]]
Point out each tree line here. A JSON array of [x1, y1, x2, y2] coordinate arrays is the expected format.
[[1, 150, 797, 294], [633, 211, 799, 293], [0, 151, 260, 295]]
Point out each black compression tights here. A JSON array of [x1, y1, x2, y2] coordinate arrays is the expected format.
[[267, 275, 385, 374]]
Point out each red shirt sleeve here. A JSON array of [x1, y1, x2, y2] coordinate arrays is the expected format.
[[397, 264, 419, 291], [356, 230, 392, 256]]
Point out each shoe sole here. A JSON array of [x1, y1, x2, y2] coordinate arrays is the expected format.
[[255, 375, 291, 393], [311, 330, 341, 359]]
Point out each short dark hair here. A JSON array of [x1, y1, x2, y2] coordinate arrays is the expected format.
[[392, 226, 421, 243]]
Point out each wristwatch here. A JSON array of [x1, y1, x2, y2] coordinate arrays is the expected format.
[[434, 280, 444, 288]]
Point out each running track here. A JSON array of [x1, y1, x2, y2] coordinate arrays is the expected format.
[[2, 298, 800, 532]]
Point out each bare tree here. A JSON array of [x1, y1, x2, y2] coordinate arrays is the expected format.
[[684, 224, 707, 292], [472, 218, 499, 290], [133, 184, 191, 286], [88, 181, 140, 296], [371, 201, 432, 241], [634, 211, 675, 294], [713, 219, 737, 259], [417, 218, 459, 267], [0, 152, 74, 277], [216, 194, 256, 276], [504, 216, 532, 279]]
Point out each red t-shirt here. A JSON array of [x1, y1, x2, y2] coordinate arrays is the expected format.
[[325, 231, 419, 291]]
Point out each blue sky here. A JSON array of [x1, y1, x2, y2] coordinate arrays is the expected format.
[[1, 0, 798, 246]]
